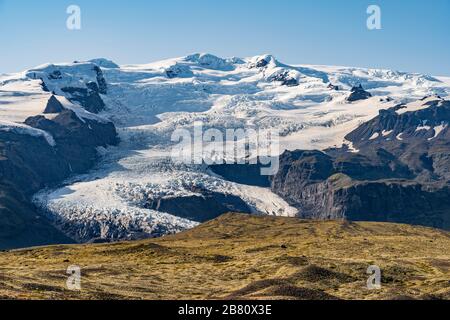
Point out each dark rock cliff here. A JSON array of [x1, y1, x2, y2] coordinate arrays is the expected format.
[[269, 97, 450, 230], [346, 84, 372, 102], [0, 99, 118, 249], [146, 191, 252, 223], [211, 97, 450, 230]]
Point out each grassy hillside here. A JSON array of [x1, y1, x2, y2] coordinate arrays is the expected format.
[[0, 213, 449, 300]]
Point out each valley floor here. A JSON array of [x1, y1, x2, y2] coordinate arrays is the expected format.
[[0, 213, 449, 300]]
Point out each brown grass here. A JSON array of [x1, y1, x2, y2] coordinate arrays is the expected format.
[[0, 213, 449, 300]]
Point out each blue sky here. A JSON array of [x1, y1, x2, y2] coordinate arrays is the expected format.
[[1, 0, 449, 75]]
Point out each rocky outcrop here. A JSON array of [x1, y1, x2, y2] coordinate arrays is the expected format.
[[146, 191, 251, 223], [346, 84, 372, 102], [0, 182, 73, 250], [93, 66, 108, 94], [209, 163, 271, 187], [43, 95, 65, 114], [25, 109, 118, 172], [61, 86, 105, 114], [0, 100, 118, 249], [255, 58, 269, 68], [272, 169, 450, 229], [249, 55, 276, 69], [267, 70, 299, 87], [345, 97, 450, 181], [0, 130, 69, 194], [165, 64, 194, 79], [271, 152, 450, 229], [27, 62, 108, 114], [327, 83, 340, 91], [0, 129, 76, 249]]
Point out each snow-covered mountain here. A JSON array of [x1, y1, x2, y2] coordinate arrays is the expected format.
[[1, 53, 450, 243]]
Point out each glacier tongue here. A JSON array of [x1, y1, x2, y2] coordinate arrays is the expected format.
[[3, 53, 450, 242]]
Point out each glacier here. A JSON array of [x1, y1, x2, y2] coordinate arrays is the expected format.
[[1, 53, 450, 242]]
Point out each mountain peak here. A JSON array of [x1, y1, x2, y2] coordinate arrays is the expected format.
[[87, 58, 119, 69], [184, 53, 234, 70], [248, 54, 279, 68]]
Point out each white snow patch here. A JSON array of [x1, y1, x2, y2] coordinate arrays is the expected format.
[[416, 125, 431, 132], [428, 123, 448, 140], [396, 96, 442, 115], [369, 132, 380, 140]]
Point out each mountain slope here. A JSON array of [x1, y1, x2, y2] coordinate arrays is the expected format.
[[0, 182, 73, 250], [0, 69, 119, 248], [2, 53, 450, 245], [267, 96, 450, 230], [0, 213, 449, 300]]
